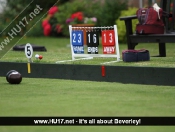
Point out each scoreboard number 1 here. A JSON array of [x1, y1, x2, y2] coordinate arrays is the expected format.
[[86, 32, 99, 47], [103, 33, 113, 43], [86, 32, 99, 54], [88, 33, 97, 44]]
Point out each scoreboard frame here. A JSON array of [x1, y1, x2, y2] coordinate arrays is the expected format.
[[56, 25, 120, 64]]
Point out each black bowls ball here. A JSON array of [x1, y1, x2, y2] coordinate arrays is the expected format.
[[6, 70, 22, 84]]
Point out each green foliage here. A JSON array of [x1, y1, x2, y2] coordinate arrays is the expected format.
[[0, 13, 16, 36], [25, 15, 43, 37], [55, 0, 127, 36], [55, 0, 100, 36], [1, 0, 128, 37], [0, 0, 70, 37], [116, 7, 138, 43], [5, 0, 69, 13], [97, 0, 127, 26]]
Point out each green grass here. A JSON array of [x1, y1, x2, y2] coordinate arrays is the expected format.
[[0, 37, 175, 132], [1, 37, 175, 67], [1, 78, 175, 116], [0, 37, 71, 63], [0, 77, 175, 132]]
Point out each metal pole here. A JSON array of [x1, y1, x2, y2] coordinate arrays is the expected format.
[[139, 0, 143, 8]]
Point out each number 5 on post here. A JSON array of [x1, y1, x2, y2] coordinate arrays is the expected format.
[[25, 43, 33, 73]]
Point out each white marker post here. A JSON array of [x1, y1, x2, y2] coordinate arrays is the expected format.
[[25, 43, 33, 73]]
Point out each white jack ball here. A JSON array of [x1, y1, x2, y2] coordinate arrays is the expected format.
[[35, 54, 39, 59]]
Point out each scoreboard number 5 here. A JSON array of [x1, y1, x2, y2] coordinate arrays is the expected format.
[[102, 30, 115, 46]]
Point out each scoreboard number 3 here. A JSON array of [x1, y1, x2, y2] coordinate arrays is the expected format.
[[102, 30, 115, 46], [103, 33, 113, 43], [73, 33, 81, 43]]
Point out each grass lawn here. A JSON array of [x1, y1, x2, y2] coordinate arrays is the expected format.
[[0, 37, 175, 132], [0, 37, 175, 67], [0, 77, 175, 132]]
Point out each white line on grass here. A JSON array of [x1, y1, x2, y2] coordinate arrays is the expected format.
[[56, 57, 94, 63]]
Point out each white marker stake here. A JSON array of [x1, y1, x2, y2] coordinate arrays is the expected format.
[[25, 43, 33, 73]]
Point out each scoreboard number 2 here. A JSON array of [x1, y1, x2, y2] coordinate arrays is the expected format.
[[72, 31, 84, 46], [73, 33, 81, 43]]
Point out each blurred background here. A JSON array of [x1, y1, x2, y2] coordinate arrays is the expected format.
[[0, 0, 161, 43]]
